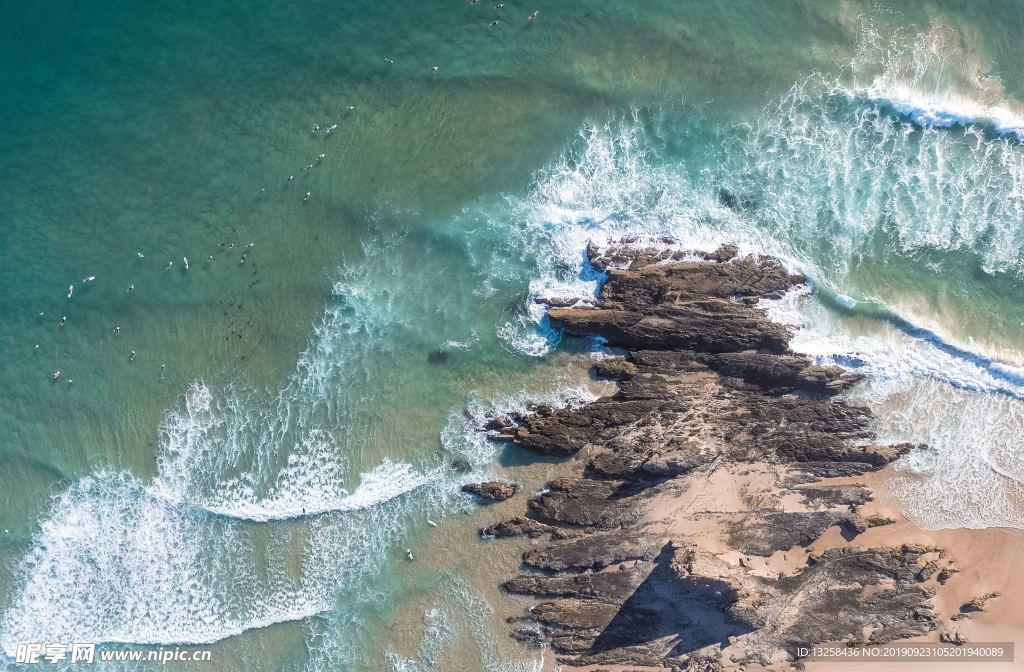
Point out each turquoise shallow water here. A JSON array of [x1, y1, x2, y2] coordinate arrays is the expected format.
[[6, 1, 1024, 670]]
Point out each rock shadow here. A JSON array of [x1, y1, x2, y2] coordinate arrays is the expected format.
[[589, 543, 754, 656]]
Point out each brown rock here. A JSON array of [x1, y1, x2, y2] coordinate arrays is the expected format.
[[481, 516, 554, 538], [462, 480, 518, 501], [960, 592, 1000, 613]]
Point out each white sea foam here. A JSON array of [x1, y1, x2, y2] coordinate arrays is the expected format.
[[149, 234, 413, 521], [0, 471, 324, 655], [740, 18, 1024, 527], [0, 234, 445, 655], [151, 378, 433, 522], [440, 378, 606, 472], [849, 16, 1024, 139], [760, 288, 1024, 529], [0, 463, 443, 659], [738, 77, 1024, 283]]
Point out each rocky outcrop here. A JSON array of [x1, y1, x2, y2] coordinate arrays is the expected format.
[[960, 592, 1000, 613], [547, 252, 802, 354], [462, 480, 518, 501], [480, 244, 947, 669], [481, 516, 555, 539]]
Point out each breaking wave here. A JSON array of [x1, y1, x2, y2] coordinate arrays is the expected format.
[[486, 14, 1024, 530]]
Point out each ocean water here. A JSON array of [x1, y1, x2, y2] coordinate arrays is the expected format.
[[5, 1, 1024, 669]]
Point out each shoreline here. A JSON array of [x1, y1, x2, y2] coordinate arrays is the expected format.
[[472, 243, 1019, 670]]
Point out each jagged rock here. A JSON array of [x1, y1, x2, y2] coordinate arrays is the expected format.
[[530, 404, 556, 417], [528, 477, 640, 527], [482, 414, 517, 432], [585, 240, 739, 272], [937, 566, 960, 584], [548, 256, 802, 354], [960, 592, 1000, 613], [916, 560, 940, 582], [940, 630, 968, 645], [728, 511, 860, 556], [521, 531, 661, 572], [795, 484, 872, 508], [765, 547, 940, 660], [864, 514, 896, 528], [533, 296, 581, 308], [592, 357, 638, 381], [503, 567, 645, 600], [520, 543, 756, 662], [481, 516, 554, 538], [462, 481, 518, 501], [632, 349, 863, 395]]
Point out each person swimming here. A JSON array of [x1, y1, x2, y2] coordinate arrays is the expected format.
[[67, 284, 74, 299], [129, 350, 135, 362], [51, 370, 61, 380], [183, 256, 189, 271]]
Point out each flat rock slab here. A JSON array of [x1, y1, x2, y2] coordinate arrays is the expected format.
[[462, 480, 518, 501]]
